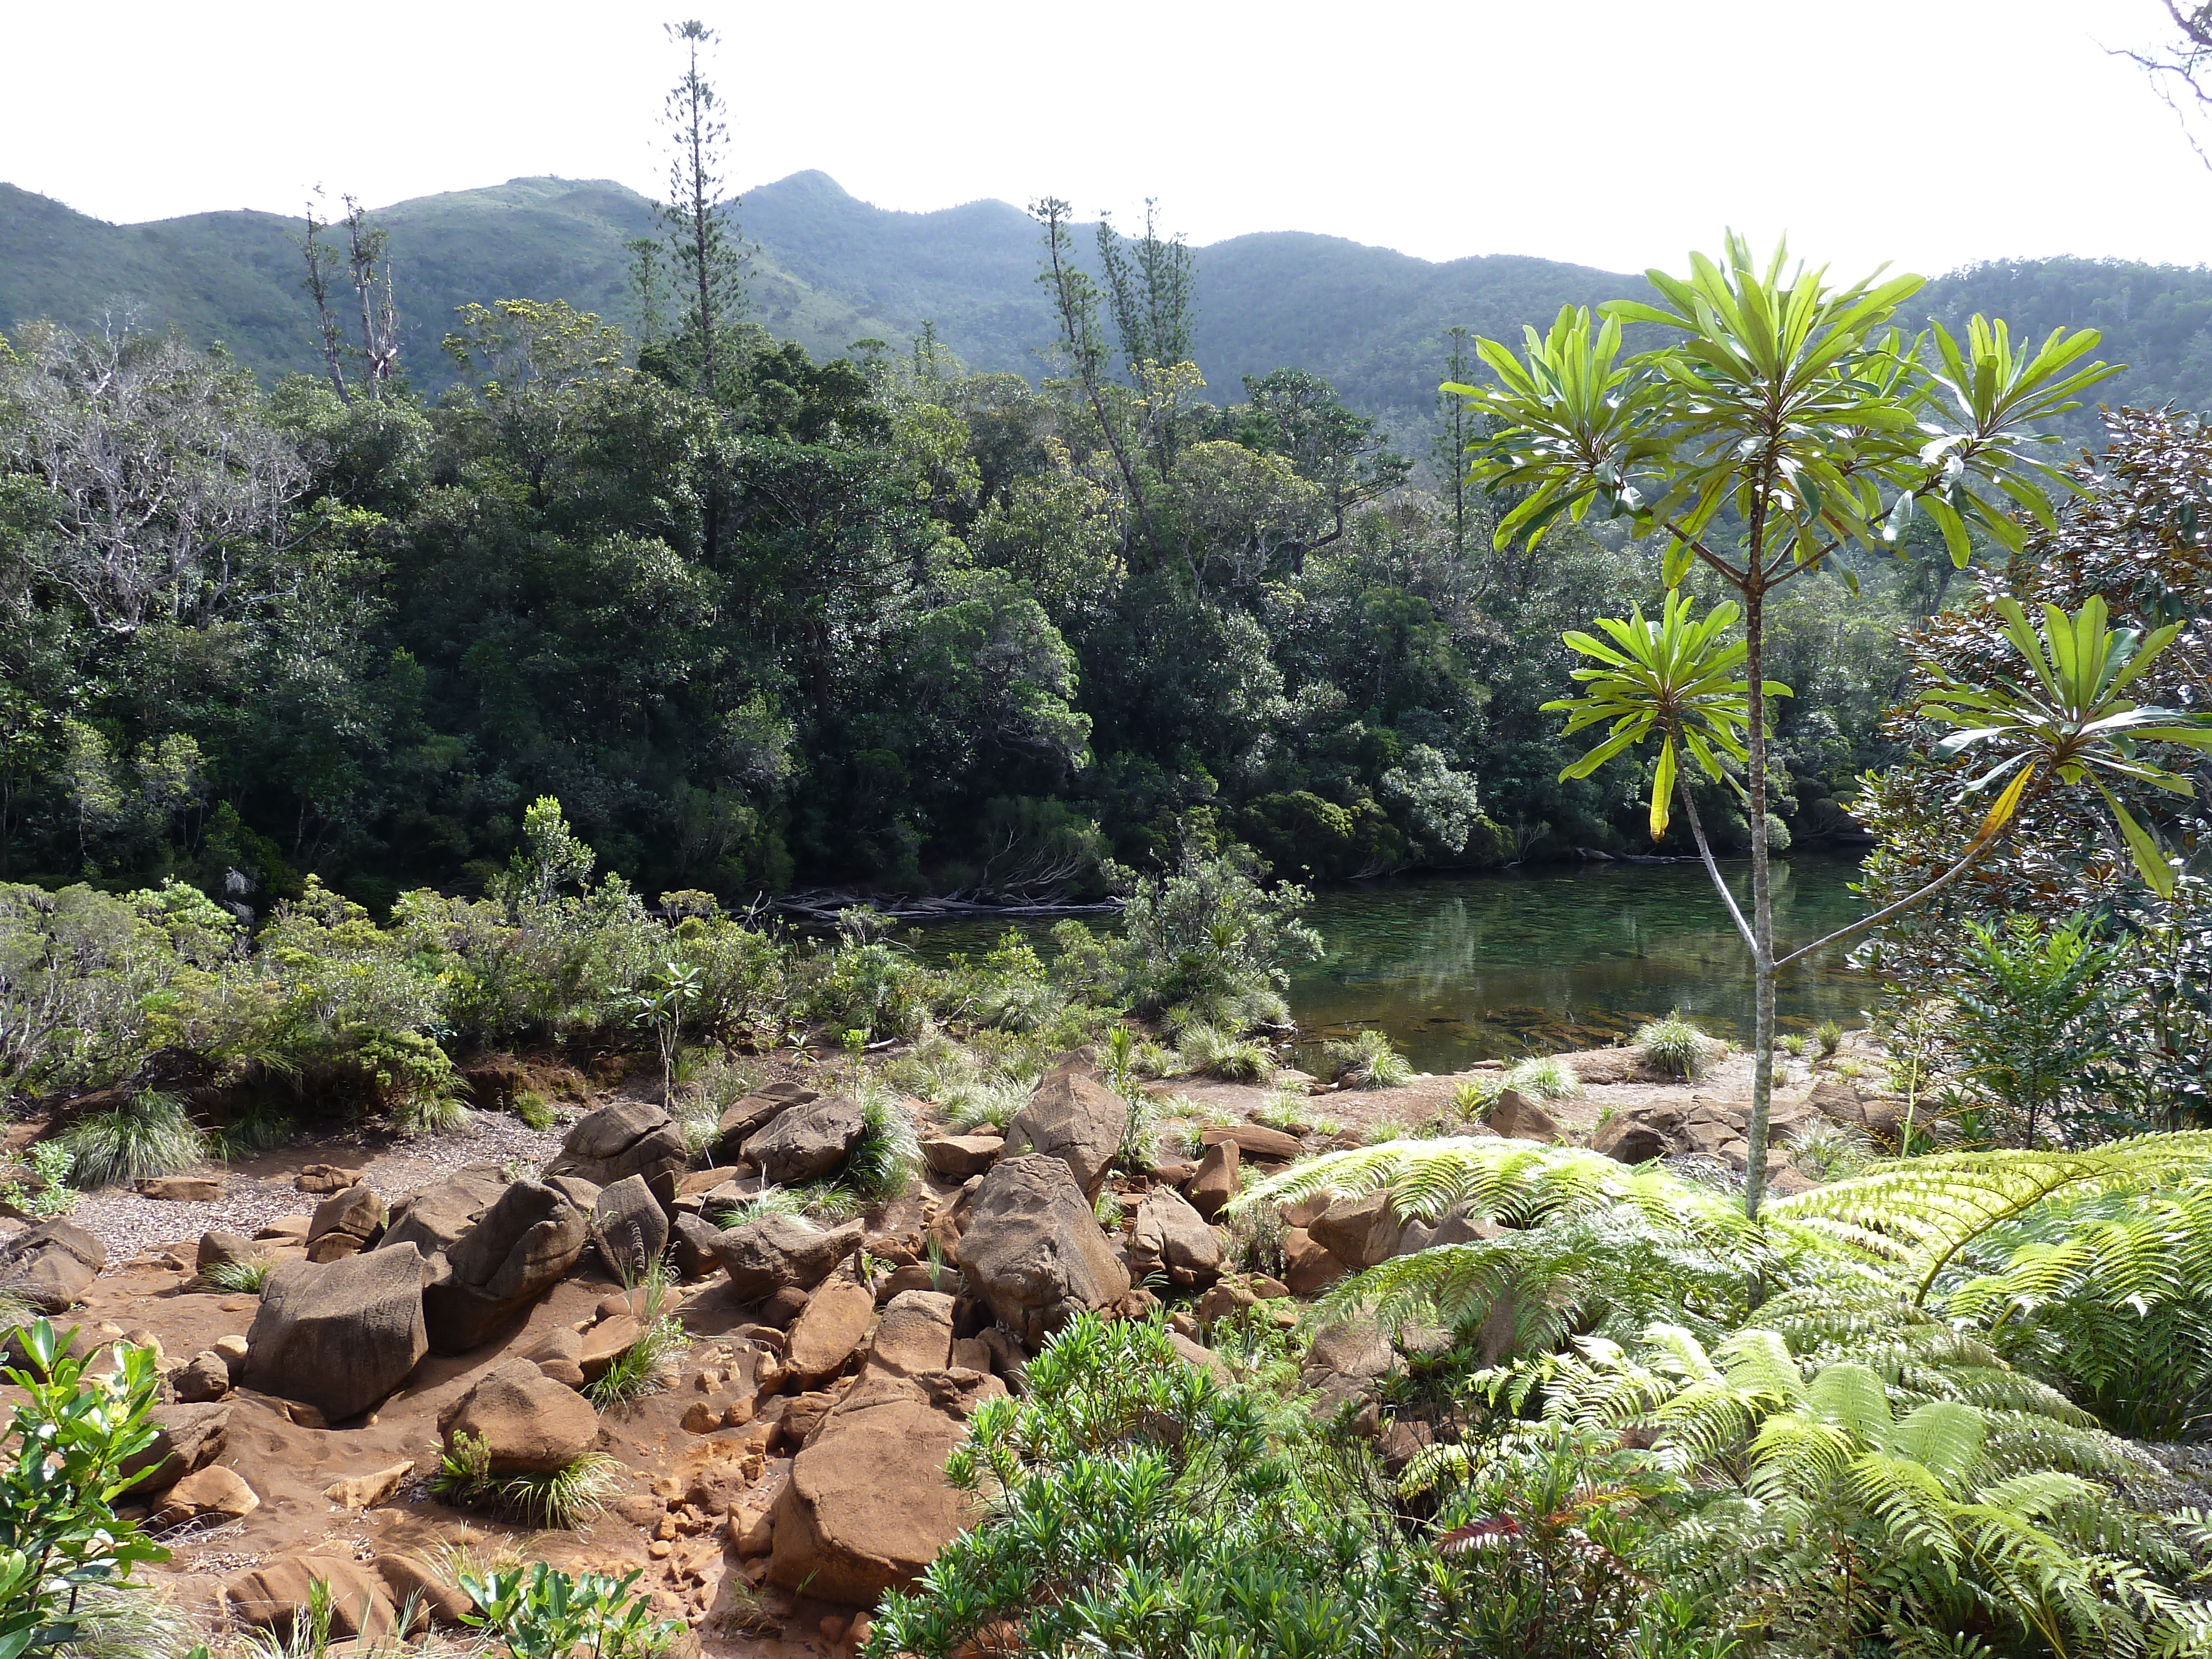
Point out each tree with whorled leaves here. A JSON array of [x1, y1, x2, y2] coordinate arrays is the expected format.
[[1454, 233, 2125, 1215]]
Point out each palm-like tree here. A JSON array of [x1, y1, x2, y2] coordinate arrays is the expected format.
[[1454, 236, 2121, 1213]]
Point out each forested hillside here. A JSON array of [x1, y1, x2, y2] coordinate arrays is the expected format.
[[8, 170, 2211, 440]]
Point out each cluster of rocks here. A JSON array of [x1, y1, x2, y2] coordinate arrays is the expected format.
[[1585, 1075, 1881, 1193]]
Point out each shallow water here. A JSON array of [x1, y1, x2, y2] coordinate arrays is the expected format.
[[899, 854, 1868, 1073]]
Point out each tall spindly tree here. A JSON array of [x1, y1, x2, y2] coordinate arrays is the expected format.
[[659, 19, 744, 399], [1456, 235, 2119, 1215]]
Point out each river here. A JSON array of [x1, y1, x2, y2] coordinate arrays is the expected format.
[[899, 853, 1869, 1073]]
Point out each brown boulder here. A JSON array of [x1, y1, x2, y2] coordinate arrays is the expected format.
[[669, 1212, 726, 1280], [441, 1358, 601, 1474], [591, 1173, 671, 1278], [956, 1155, 1129, 1349], [1308, 1191, 1406, 1268], [295, 1162, 363, 1194], [171, 1350, 231, 1402], [742, 1095, 868, 1185], [1186, 1139, 1239, 1222], [421, 1177, 594, 1353], [0, 1221, 105, 1312], [120, 1401, 229, 1494], [866, 1290, 954, 1376], [1591, 1116, 1671, 1165], [152, 1464, 258, 1526], [381, 1166, 509, 1258], [1281, 1227, 1349, 1296], [1200, 1123, 1303, 1162], [138, 1175, 221, 1202], [716, 1081, 817, 1156], [244, 1244, 428, 1422], [767, 1370, 995, 1604], [306, 1184, 387, 1250], [229, 1557, 395, 1640], [373, 1554, 473, 1627], [715, 1214, 863, 1301], [196, 1230, 262, 1272], [1001, 1070, 1128, 1198], [785, 1276, 876, 1386], [920, 1134, 1004, 1178], [547, 1099, 688, 1189], [1129, 1187, 1224, 1288], [1488, 1090, 1561, 1142]]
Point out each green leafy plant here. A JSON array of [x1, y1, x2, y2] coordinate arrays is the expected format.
[[1944, 916, 2127, 1147], [1813, 1020, 1843, 1057], [845, 1093, 920, 1201], [458, 1561, 677, 1659], [55, 1093, 206, 1190], [1177, 1024, 1270, 1083], [0, 1320, 169, 1659], [1449, 1077, 1500, 1121], [1777, 1033, 1806, 1058], [618, 961, 702, 1094], [1635, 1013, 1710, 1082], [1458, 239, 2125, 1220]]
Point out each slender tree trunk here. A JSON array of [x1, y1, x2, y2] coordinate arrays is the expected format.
[[1743, 582, 1777, 1218]]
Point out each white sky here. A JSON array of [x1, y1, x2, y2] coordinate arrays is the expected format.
[[3, 0, 2205, 277]]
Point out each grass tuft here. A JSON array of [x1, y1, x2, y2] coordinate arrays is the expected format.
[[586, 1269, 686, 1407], [1501, 1054, 1583, 1101], [431, 1431, 617, 1528], [1635, 1012, 1711, 1082], [58, 1092, 206, 1188], [1318, 1029, 1414, 1090], [199, 1255, 274, 1294]]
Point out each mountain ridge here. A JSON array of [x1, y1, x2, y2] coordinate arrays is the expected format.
[[7, 170, 2212, 437]]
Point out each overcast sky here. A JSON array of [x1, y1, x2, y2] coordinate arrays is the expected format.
[[4, 0, 2204, 278]]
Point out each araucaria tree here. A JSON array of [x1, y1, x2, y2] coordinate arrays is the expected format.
[[658, 19, 744, 399], [1456, 235, 2124, 1214]]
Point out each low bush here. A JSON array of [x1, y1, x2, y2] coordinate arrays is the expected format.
[[460, 1562, 677, 1659], [1177, 1024, 1270, 1082]]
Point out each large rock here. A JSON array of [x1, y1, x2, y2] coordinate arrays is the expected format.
[[1001, 1070, 1128, 1198], [440, 1358, 601, 1474], [1282, 1227, 1347, 1296], [228, 1557, 396, 1640], [244, 1245, 429, 1422], [1591, 1115, 1670, 1165], [867, 1291, 954, 1376], [1186, 1139, 1239, 1222], [1301, 1317, 1395, 1414], [196, 1230, 263, 1272], [0, 1221, 106, 1312], [742, 1095, 868, 1185], [768, 1369, 999, 1604], [920, 1135, 1003, 1178], [1488, 1089, 1562, 1142], [1200, 1123, 1303, 1162], [306, 1184, 388, 1252], [421, 1178, 594, 1354], [151, 1465, 258, 1527], [120, 1401, 229, 1495], [956, 1155, 1129, 1349], [547, 1099, 687, 1189], [715, 1215, 863, 1301], [373, 1555, 473, 1628], [716, 1080, 817, 1157], [591, 1174, 671, 1279], [381, 1165, 510, 1258], [669, 1212, 726, 1280], [784, 1275, 877, 1386], [1129, 1188, 1224, 1288], [1308, 1191, 1407, 1269]]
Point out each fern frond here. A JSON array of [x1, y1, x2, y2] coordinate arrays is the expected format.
[[1765, 1131, 2212, 1305]]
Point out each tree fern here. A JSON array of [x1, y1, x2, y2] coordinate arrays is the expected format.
[[1764, 1131, 2212, 1303]]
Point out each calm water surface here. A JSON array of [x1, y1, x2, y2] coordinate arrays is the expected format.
[[901, 854, 1868, 1073]]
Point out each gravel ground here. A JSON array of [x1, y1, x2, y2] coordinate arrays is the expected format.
[[65, 1107, 575, 1261]]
